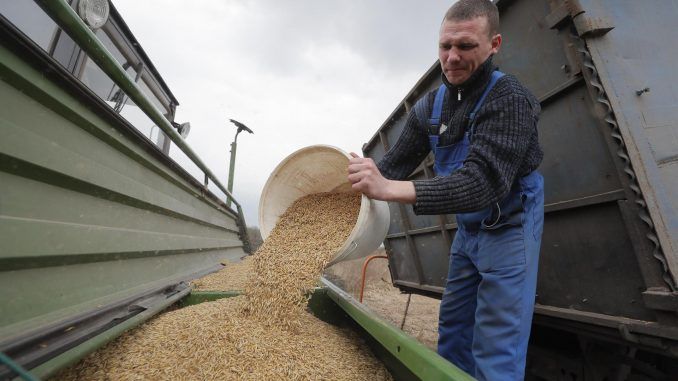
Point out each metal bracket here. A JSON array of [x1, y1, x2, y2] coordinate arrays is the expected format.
[[617, 324, 669, 351], [573, 14, 614, 38], [642, 289, 678, 312]]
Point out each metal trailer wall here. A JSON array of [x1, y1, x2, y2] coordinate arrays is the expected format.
[[0, 10, 248, 372], [362, 0, 678, 361]]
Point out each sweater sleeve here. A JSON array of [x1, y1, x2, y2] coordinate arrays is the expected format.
[[376, 96, 431, 181], [412, 92, 537, 215]]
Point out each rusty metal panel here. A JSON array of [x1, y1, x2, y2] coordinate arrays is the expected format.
[[536, 84, 622, 203], [387, 237, 419, 285], [412, 234, 450, 287], [536, 202, 653, 321], [496, 1, 573, 100]]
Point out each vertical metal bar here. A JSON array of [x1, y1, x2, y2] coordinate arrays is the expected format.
[[382, 241, 398, 286], [374, 130, 400, 284], [227, 139, 237, 208], [422, 163, 453, 249], [398, 191, 427, 285], [618, 200, 670, 291], [377, 131, 389, 151], [403, 100, 413, 113], [400, 293, 412, 330], [376, 127, 425, 285], [234, 204, 251, 253]]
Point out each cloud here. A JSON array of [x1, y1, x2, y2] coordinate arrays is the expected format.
[[112, 0, 452, 226]]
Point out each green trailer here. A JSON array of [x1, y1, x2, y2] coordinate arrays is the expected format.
[[0, 1, 472, 380], [0, 0, 251, 375]]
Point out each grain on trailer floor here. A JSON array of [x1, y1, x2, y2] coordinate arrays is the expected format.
[[55, 192, 393, 381], [191, 255, 252, 291], [55, 296, 391, 381]]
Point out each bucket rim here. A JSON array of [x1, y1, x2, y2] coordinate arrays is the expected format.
[[257, 145, 368, 261]]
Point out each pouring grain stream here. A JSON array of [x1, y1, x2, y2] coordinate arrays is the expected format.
[[241, 192, 362, 328]]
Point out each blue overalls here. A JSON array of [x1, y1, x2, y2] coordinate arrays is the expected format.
[[427, 71, 544, 381]]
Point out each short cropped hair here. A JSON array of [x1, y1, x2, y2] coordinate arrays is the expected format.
[[443, 0, 500, 37]]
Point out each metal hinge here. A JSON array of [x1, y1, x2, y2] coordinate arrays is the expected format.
[[546, 0, 614, 37]]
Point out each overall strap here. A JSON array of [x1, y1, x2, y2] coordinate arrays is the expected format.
[[429, 84, 447, 127], [414, 84, 447, 135], [468, 70, 504, 134]]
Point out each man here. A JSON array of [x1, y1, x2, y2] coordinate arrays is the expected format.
[[347, 1, 544, 379]]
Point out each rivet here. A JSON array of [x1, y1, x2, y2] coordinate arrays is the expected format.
[[635, 87, 650, 96]]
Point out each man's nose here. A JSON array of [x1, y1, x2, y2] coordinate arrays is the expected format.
[[446, 48, 461, 63]]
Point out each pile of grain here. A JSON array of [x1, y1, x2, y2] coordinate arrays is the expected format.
[[191, 256, 252, 291], [56, 192, 393, 381]]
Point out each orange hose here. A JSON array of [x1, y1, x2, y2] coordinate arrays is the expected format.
[[359, 255, 388, 303]]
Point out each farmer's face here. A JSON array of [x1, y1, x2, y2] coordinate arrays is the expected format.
[[438, 17, 501, 85]]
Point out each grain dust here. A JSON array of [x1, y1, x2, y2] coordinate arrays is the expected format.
[[55, 192, 393, 381]]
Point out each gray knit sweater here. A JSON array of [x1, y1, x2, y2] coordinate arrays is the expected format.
[[377, 57, 543, 215]]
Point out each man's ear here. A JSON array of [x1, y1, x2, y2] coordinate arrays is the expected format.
[[491, 34, 502, 54]]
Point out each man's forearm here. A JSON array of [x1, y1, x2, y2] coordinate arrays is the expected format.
[[384, 180, 416, 204]]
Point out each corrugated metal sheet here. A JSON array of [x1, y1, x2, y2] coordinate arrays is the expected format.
[[0, 30, 247, 345]]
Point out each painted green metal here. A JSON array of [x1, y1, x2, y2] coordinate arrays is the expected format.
[[0, 40, 244, 336], [34, 0, 240, 211], [179, 290, 242, 307], [321, 278, 475, 381], [306, 287, 351, 326], [0, 352, 39, 381], [31, 0, 251, 255], [28, 287, 191, 380], [26, 289, 237, 379], [0, 6, 248, 366]]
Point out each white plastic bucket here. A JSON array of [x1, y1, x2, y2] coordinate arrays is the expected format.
[[258, 145, 390, 266]]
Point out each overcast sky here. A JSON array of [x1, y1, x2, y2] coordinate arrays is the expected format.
[[112, 0, 453, 226]]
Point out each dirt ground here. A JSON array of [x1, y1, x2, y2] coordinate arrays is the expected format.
[[324, 248, 440, 350]]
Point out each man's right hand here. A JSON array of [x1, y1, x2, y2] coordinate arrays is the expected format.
[[347, 152, 416, 204]]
